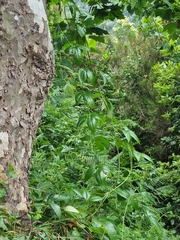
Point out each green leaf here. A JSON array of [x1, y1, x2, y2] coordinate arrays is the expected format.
[[53, 194, 70, 202], [84, 92, 95, 108], [86, 69, 96, 86], [49, 201, 61, 219], [84, 167, 95, 181], [82, 189, 91, 200], [133, 150, 152, 162], [133, 150, 142, 162], [0, 189, 6, 201], [64, 206, 79, 213], [100, 72, 113, 85], [122, 128, 131, 142], [89, 35, 105, 43], [115, 136, 123, 149], [105, 221, 117, 240], [77, 24, 86, 37], [94, 136, 110, 151], [90, 195, 103, 202], [101, 97, 113, 118], [74, 188, 92, 201], [115, 189, 129, 200], [0, 218, 8, 230], [164, 22, 177, 35], [75, 91, 84, 104], [78, 68, 87, 84], [122, 127, 140, 144], [64, 82, 75, 96], [162, 0, 172, 7], [144, 209, 160, 227], [141, 153, 152, 162], [13, 237, 26, 240], [8, 163, 17, 178], [87, 113, 99, 133], [73, 189, 83, 198], [95, 165, 110, 184], [77, 114, 87, 127], [74, 48, 82, 60]]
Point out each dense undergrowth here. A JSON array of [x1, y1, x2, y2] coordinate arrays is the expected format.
[[1, 0, 180, 239]]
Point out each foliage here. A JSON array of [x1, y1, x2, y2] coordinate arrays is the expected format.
[[153, 49, 180, 158], [103, 17, 168, 160], [0, 0, 180, 239]]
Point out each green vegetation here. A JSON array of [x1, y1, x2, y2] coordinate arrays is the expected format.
[[1, 0, 180, 239]]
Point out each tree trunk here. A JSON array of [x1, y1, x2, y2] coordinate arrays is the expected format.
[[0, 0, 54, 216]]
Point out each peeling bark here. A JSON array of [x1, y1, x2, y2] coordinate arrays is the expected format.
[[0, 0, 54, 215]]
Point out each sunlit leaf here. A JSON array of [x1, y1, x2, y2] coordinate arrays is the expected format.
[[64, 82, 75, 96], [77, 24, 86, 37], [105, 221, 117, 239], [64, 206, 79, 213], [0, 218, 8, 230], [49, 201, 61, 219], [82, 189, 91, 200], [90, 195, 103, 202]]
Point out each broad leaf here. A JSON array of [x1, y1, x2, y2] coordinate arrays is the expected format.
[[0, 218, 8, 230], [78, 68, 87, 84], [84, 167, 95, 181], [90, 195, 103, 202], [87, 113, 99, 133], [64, 82, 75, 96], [77, 24, 86, 37], [49, 201, 61, 219], [86, 69, 96, 86], [84, 92, 95, 108], [94, 136, 110, 151], [77, 114, 87, 127], [64, 206, 79, 213]]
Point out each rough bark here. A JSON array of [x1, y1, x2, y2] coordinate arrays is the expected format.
[[0, 0, 54, 215]]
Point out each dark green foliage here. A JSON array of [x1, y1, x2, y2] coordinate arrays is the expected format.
[[1, 1, 180, 239]]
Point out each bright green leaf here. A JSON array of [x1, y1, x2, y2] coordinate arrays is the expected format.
[[90, 195, 103, 202], [105, 221, 117, 240], [64, 206, 79, 213], [82, 189, 91, 200], [77, 24, 86, 37], [0, 218, 8, 230], [64, 82, 75, 96], [49, 201, 61, 219]]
